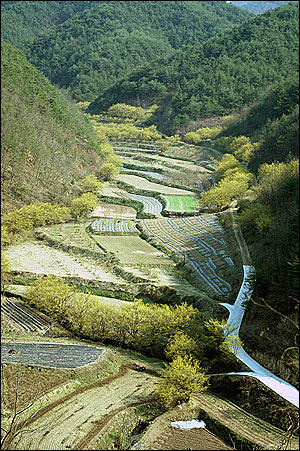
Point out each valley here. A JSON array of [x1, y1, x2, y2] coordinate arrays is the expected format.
[[2, 141, 299, 450], [1, 2, 299, 449]]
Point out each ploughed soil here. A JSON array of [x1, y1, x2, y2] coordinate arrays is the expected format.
[[7, 365, 159, 450]]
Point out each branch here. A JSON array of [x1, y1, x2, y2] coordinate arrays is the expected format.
[[251, 297, 298, 330]]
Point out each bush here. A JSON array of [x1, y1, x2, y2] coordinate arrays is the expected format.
[[237, 203, 274, 235], [96, 163, 119, 181], [26, 276, 75, 319], [70, 192, 98, 219], [1, 225, 15, 246], [155, 355, 209, 408], [1, 203, 71, 238], [79, 174, 103, 193], [1, 251, 11, 290], [165, 331, 198, 360]]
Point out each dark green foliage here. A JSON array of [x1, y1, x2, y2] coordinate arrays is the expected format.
[[248, 105, 299, 172], [238, 159, 299, 304], [219, 76, 299, 171], [2, 1, 252, 101], [1, 1, 96, 51], [89, 3, 299, 133], [221, 76, 299, 139], [1, 40, 102, 214]]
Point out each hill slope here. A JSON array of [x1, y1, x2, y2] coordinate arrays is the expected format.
[[220, 75, 299, 170], [0, 1, 96, 52], [87, 2, 299, 133], [1, 41, 102, 214], [4, 1, 252, 101], [231, 1, 298, 14]]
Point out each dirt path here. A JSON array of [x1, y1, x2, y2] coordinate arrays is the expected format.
[[230, 210, 251, 266], [10, 367, 159, 450]]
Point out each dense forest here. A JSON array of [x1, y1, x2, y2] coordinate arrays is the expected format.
[[88, 2, 299, 133], [231, 1, 298, 14], [220, 75, 299, 170], [0, 1, 96, 51], [1, 1, 252, 101], [1, 40, 103, 214]]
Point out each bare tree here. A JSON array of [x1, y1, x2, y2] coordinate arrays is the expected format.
[[1, 364, 62, 450]]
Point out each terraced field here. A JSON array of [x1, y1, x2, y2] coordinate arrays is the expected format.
[[91, 203, 137, 219], [4, 240, 124, 284], [116, 150, 210, 190], [119, 166, 167, 180], [9, 367, 159, 451], [1, 342, 104, 369], [163, 195, 199, 213], [92, 234, 173, 266], [118, 173, 195, 195], [91, 218, 139, 234], [4, 141, 288, 451], [129, 194, 163, 216], [193, 392, 300, 450], [140, 215, 235, 297]]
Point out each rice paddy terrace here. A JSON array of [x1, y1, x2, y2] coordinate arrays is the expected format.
[[139, 215, 235, 297], [114, 141, 217, 195], [2, 141, 298, 451]]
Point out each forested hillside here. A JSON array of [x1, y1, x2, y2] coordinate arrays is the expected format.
[[0, 1, 95, 52], [88, 2, 299, 133], [231, 1, 298, 14], [1, 40, 102, 214], [1, 1, 252, 101], [220, 75, 299, 171]]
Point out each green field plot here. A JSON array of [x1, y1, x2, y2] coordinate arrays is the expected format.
[[34, 223, 104, 254], [163, 195, 181, 212], [181, 196, 199, 212], [163, 195, 199, 213], [92, 235, 174, 266]]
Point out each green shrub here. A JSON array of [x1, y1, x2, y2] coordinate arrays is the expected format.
[[1, 202, 71, 238], [70, 192, 98, 219], [1, 251, 11, 290], [96, 163, 119, 181], [237, 203, 274, 235], [79, 174, 103, 193], [155, 355, 209, 408]]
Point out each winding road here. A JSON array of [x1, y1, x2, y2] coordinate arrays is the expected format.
[[220, 210, 299, 408]]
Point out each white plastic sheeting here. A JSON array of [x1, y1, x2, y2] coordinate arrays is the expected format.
[[171, 419, 206, 430]]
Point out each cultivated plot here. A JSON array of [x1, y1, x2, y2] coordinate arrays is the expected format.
[[90, 218, 139, 233], [118, 173, 195, 195], [1, 342, 104, 369], [92, 235, 174, 266], [139, 215, 235, 297], [4, 240, 124, 283], [35, 223, 103, 254], [163, 195, 199, 213], [143, 153, 209, 172], [129, 194, 163, 216], [91, 202, 137, 219], [119, 167, 167, 180], [10, 369, 159, 451]]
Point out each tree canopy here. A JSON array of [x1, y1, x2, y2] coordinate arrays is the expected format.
[[1, 40, 103, 214], [88, 2, 299, 133], [1, 1, 252, 101]]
